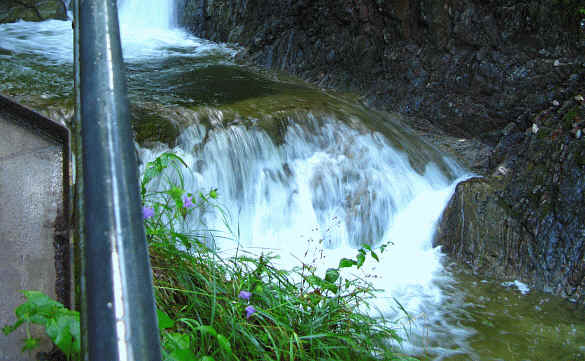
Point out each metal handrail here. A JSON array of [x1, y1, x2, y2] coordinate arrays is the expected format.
[[74, 0, 162, 359]]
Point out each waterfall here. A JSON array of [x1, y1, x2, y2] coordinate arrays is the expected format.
[[119, 0, 175, 30], [139, 110, 471, 353]]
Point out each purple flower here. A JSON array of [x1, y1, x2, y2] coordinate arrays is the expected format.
[[183, 195, 194, 208], [238, 290, 251, 301], [142, 206, 155, 219], [245, 305, 256, 319]]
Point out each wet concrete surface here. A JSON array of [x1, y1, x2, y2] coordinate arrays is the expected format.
[[0, 97, 68, 361]]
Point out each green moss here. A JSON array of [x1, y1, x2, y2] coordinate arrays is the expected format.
[[254, 114, 288, 146], [131, 109, 179, 147]]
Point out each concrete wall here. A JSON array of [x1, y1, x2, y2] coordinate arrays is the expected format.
[[0, 99, 68, 361]]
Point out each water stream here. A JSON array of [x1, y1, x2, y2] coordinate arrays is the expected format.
[[0, 1, 584, 360]]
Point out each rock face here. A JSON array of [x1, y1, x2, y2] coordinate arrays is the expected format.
[[435, 94, 585, 304], [177, 0, 585, 303], [0, 0, 68, 23], [178, 0, 584, 144]]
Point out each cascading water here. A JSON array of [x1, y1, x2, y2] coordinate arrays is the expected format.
[[3, 0, 585, 359], [119, 0, 175, 30], [137, 108, 473, 356]]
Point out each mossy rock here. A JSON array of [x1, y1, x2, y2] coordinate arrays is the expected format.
[[0, 0, 67, 23], [131, 107, 180, 147]]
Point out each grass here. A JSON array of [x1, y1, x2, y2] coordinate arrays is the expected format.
[[3, 152, 417, 361]]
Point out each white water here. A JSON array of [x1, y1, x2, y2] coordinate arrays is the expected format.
[[119, 0, 175, 30], [139, 110, 474, 356], [0, 0, 234, 64], [1, 0, 477, 357]]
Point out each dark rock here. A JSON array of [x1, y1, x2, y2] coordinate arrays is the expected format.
[[179, 0, 584, 143], [0, 0, 68, 23], [435, 96, 585, 304]]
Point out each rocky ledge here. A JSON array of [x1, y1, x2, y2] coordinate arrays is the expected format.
[[435, 93, 585, 303], [177, 0, 585, 303], [177, 0, 584, 144]]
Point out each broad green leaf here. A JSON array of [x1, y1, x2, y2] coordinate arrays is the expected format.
[[324, 268, 340, 284], [209, 189, 217, 199], [168, 348, 198, 361], [15, 303, 34, 321], [157, 309, 175, 331], [199, 357, 215, 361], [370, 251, 379, 262], [46, 316, 74, 356], [168, 186, 184, 207], [216, 334, 232, 354], [166, 332, 191, 351], [338, 258, 356, 268]]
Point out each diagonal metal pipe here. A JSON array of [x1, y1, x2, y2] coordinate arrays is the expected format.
[[75, 0, 162, 359]]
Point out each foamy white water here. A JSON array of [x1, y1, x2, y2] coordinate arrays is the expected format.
[[119, 0, 175, 29], [138, 110, 474, 356], [0, 0, 234, 64]]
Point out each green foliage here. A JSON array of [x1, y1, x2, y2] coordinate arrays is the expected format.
[[2, 290, 80, 360], [146, 153, 412, 360], [4, 152, 415, 361]]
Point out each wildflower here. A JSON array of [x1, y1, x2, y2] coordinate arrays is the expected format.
[[142, 206, 155, 219], [238, 290, 251, 301], [183, 195, 194, 208], [245, 305, 256, 319]]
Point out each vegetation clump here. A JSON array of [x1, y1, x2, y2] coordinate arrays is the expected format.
[[3, 152, 414, 361]]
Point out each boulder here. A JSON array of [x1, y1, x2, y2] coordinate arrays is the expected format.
[[435, 95, 585, 304]]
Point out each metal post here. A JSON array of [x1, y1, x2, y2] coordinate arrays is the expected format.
[[76, 0, 162, 360]]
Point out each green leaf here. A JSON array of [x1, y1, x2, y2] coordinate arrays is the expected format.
[[46, 315, 75, 356], [22, 337, 40, 352], [199, 357, 215, 361], [216, 334, 232, 354], [168, 348, 198, 361], [2, 320, 23, 335], [166, 332, 191, 351], [356, 252, 366, 269], [306, 275, 323, 287], [157, 309, 175, 331], [338, 258, 357, 268], [209, 189, 217, 199], [370, 250, 379, 262], [322, 281, 338, 294], [196, 325, 217, 337], [161, 152, 188, 168], [324, 268, 340, 284], [168, 186, 185, 207]]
